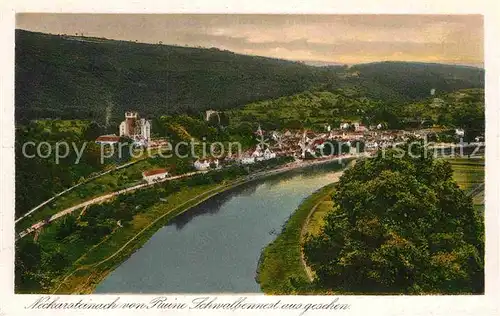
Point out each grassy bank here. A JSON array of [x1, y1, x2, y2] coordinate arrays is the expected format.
[[52, 179, 246, 294], [256, 183, 337, 294]]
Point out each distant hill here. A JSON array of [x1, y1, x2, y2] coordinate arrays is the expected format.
[[15, 30, 484, 124], [349, 62, 485, 102], [300, 60, 346, 67], [229, 87, 484, 132]]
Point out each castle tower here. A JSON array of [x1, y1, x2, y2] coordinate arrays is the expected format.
[[125, 112, 138, 137]]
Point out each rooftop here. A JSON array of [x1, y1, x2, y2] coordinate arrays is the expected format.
[[96, 135, 120, 142], [142, 168, 168, 177]]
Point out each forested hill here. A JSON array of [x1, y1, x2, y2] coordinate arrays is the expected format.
[[15, 30, 331, 124], [16, 29, 484, 125]]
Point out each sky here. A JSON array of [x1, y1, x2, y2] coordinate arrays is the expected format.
[[16, 14, 484, 67]]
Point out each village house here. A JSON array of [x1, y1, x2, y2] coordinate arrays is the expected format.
[[271, 130, 281, 141], [194, 158, 219, 171], [252, 144, 263, 158], [194, 159, 210, 170], [353, 122, 368, 132], [340, 122, 350, 130], [148, 138, 169, 149], [240, 156, 255, 165], [263, 148, 276, 160], [455, 128, 465, 138], [251, 145, 277, 161], [142, 168, 169, 184]]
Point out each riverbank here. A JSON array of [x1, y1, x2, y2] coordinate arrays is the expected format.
[[19, 153, 360, 238], [47, 156, 354, 294], [16, 153, 184, 233], [255, 182, 339, 294]]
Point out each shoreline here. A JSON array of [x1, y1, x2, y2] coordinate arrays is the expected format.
[[51, 155, 355, 294], [255, 183, 339, 294], [255, 159, 355, 294]]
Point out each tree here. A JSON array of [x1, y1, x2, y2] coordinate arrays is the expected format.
[[15, 238, 42, 291], [304, 144, 484, 294], [84, 121, 103, 140]]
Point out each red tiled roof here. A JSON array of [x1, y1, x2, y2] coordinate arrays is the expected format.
[[96, 135, 120, 142], [143, 168, 168, 176]]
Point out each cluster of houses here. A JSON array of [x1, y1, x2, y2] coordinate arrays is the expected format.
[[193, 158, 220, 170], [117, 114, 478, 185]]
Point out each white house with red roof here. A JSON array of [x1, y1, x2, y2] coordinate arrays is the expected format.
[[142, 168, 169, 184]]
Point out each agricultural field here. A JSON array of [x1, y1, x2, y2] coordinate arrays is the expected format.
[[447, 157, 485, 213]]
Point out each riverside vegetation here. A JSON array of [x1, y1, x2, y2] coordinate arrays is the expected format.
[[16, 86, 484, 222], [15, 30, 484, 220]]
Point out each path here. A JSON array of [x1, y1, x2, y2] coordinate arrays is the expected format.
[[467, 182, 485, 198], [15, 159, 143, 224], [300, 201, 321, 282], [17, 170, 207, 239]]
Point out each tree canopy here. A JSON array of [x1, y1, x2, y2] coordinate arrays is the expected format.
[[304, 144, 484, 294]]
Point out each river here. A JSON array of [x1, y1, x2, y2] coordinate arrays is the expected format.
[[94, 161, 348, 293]]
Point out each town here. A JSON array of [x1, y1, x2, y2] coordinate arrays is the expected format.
[[94, 110, 482, 184]]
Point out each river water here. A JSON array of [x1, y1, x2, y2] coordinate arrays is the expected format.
[[94, 161, 347, 293]]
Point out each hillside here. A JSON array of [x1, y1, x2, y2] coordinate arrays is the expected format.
[[403, 88, 484, 129], [15, 30, 333, 125], [229, 88, 484, 131], [16, 30, 484, 124]]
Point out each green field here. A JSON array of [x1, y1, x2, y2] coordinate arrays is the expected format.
[[447, 157, 485, 213]]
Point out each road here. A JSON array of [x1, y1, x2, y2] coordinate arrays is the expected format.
[[15, 159, 143, 224], [16, 170, 207, 239]]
